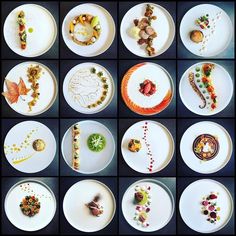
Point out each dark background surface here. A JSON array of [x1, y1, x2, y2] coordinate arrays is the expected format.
[[1, 177, 59, 234], [1, 119, 59, 177], [119, 177, 176, 235], [177, 1, 235, 59], [177, 177, 235, 235], [177, 118, 235, 177], [60, 60, 117, 117], [177, 60, 235, 117], [60, 118, 117, 176], [60, 1, 117, 59], [60, 177, 118, 235], [119, 118, 176, 176], [1, 1, 59, 59], [119, 60, 176, 118], [119, 2, 176, 59], [1, 60, 59, 117]]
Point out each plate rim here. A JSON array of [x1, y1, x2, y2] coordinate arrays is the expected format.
[[61, 120, 115, 174], [62, 62, 115, 114], [179, 178, 234, 234], [120, 2, 176, 58], [179, 61, 234, 116], [3, 3, 58, 58], [180, 121, 233, 174], [121, 62, 175, 115], [62, 179, 116, 232], [3, 120, 57, 174], [179, 3, 233, 58], [121, 120, 175, 174], [61, 3, 116, 57], [4, 178, 57, 232], [3, 61, 58, 116], [121, 178, 175, 232]]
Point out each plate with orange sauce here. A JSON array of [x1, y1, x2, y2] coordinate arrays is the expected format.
[[121, 62, 174, 115]]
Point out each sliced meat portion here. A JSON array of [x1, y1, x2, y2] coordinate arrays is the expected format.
[[139, 30, 149, 39], [145, 26, 155, 35], [138, 18, 149, 30]]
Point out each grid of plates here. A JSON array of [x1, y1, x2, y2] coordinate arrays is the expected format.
[[0, 1, 235, 235]]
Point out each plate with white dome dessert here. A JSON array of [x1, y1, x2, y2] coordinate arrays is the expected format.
[[121, 62, 174, 115], [179, 62, 233, 116], [63, 179, 116, 232], [180, 4, 233, 57], [179, 179, 234, 233], [180, 121, 233, 174], [3, 4, 57, 57], [63, 62, 114, 114], [122, 179, 175, 232], [120, 3, 175, 57], [62, 3, 115, 57], [121, 120, 174, 174]]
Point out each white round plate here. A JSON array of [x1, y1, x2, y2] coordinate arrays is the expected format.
[[121, 120, 174, 174], [63, 62, 114, 114], [3, 61, 58, 116], [122, 179, 174, 232], [120, 3, 175, 57], [179, 62, 233, 116], [5, 179, 56, 231], [4, 121, 57, 173], [62, 3, 115, 57], [61, 120, 115, 174], [180, 4, 233, 57], [121, 62, 174, 115], [63, 179, 116, 232], [179, 179, 234, 233], [3, 4, 57, 57], [180, 121, 232, 174]]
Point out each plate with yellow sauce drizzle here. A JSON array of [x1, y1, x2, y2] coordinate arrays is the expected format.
[[4, 121, 56, 173]]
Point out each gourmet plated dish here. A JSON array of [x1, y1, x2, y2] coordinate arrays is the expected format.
[[121, 62, 173, 115], [4, 4, 57, 57], [62, 120, 115, 174], [193, 134, 219, 161], [180, 4, 233, 57], [201, 192, 221, 224], [69, 14, 101, 46], [129, 4, 157, 56], [2, 62, 57, 116], [63, 63, 114, 114], [188, 63, 217, 110], [133, 184, 152, 227], [20, 195, 41, 217], [86, 194, 104, 217]]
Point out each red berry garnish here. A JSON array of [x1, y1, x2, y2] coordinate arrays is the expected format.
[[209, 194, 217, 199], [203, 210, 208, 215], [210, 212, 217, 218], [146, 208, 150, 213]]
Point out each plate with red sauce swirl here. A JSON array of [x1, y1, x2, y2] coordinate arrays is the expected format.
[[121, 120, 174, 174]]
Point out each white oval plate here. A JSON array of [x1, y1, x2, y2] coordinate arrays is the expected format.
[[3, 4, 57, 57], [121, 120, 174, 174], [61, 120, 115, 174], [5, 179, 56, 231], [179, 179, 234, 233], [63, 179, 116, 232], [3, 61, 58, 116], [179, 62, 233, 116], [180, 4, 233, 57], [62, 3, 115, 57], [180, 121, 232, 174], [122, 179, 174, 232], [63, 62, 114, 114], [120, 2, 175, 58], [4, 121, 57, 173]]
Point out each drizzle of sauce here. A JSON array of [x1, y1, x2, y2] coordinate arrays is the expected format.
[[142, 122, 155, 172]]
